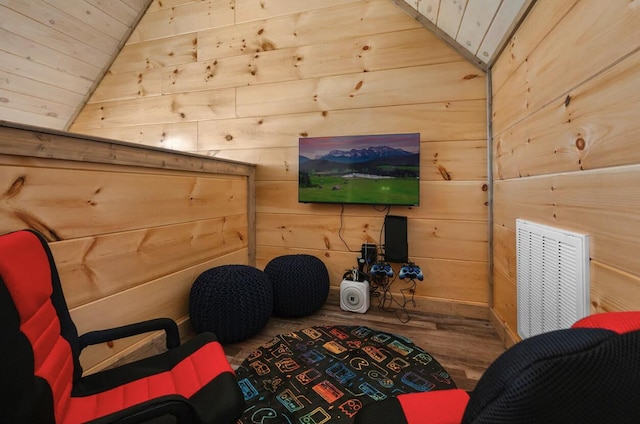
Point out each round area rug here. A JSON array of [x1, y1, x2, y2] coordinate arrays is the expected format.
[[235, 325, 456, 423]]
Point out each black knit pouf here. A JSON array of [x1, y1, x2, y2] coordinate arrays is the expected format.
[[189, 265, 273, 344], [264, 254, 330, 318]]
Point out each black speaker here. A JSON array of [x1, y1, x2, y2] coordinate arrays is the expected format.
[[384, 215, 408, 263]]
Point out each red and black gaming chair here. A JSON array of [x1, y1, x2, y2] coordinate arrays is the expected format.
[[0, 229, 245, 423], [354, 311, 640, 424]]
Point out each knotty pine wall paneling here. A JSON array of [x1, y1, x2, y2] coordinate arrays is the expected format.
[[0, 122, 255, 373], [71, 0, 489, 319], [491, 0, 640, 346]]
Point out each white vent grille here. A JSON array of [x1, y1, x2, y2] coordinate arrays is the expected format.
[[516, 219, 590, 339]]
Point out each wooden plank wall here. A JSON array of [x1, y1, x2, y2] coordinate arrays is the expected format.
[[0, 122, 255, 373], [70, 0, 489, 319], [491, 0, 640, 346]]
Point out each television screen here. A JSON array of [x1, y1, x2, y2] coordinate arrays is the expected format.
[[298, 133, 420, 206]]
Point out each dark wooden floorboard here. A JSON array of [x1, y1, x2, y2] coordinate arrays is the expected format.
[[223, 297, 506, 392]]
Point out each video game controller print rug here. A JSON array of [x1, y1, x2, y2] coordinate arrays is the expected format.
[[234, 325, 456, 423]]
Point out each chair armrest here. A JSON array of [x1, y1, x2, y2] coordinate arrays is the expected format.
[[78, 318, 181, 351]]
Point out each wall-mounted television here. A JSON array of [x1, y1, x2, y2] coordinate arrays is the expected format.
[[298, 133, 420, 206]]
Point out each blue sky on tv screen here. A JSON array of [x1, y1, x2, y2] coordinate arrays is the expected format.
[[299, 133, 419, 159]]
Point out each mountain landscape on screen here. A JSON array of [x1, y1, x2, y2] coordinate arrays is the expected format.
[[298, 133, 420, 206]]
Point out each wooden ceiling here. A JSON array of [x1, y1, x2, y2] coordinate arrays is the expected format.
[[0, 0, 530, 131], [398, 0, 534, 69], [0, 0, 151, 130]]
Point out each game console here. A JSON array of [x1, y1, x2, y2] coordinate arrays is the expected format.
[[384, 215, 408, 263], [340, 279, 370, 314], [358, 243, 377, 273], [360, 243, 377, 264]]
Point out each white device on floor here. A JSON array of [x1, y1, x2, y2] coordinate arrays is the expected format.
[[340, 279, 370, 313]]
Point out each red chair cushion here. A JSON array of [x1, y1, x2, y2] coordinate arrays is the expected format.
[[572, 311, 640, 334], [399, 389, 470, 424], [65, 341, 233, 423]]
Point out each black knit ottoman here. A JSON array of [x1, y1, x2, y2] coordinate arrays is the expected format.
[[264, 254, 330, 318], [189, 265, 273, 344]]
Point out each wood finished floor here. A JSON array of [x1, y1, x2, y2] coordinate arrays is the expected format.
[[222, 297, 506, 392]]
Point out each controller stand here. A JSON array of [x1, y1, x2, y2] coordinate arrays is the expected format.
[[344, 246, 424, 323], [396, 262, 423, 309]]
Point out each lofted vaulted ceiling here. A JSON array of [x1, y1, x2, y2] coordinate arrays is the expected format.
[[0, 0, 151, 130], [397, 0, 535, 69], [0, 0, 531, 131]]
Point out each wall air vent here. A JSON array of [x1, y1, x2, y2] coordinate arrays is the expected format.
[[516, 219, 590, 339]]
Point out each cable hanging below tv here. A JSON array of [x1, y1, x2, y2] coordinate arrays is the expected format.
[[298, 133, 420, 206]]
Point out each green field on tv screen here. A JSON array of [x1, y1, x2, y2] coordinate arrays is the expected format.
[[299, 176, 419, 205]]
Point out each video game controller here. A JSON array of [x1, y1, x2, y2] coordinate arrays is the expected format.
[[399, 263, 423, 281], [370, 262, 394, 278]]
